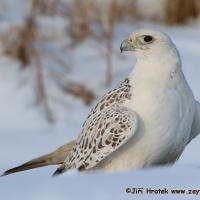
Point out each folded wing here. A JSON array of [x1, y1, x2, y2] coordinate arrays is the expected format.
[[53, 107, 138, 176]]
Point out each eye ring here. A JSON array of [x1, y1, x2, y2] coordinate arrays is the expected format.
[[129, 38, 133, 42], [143, 35, 153, 43]]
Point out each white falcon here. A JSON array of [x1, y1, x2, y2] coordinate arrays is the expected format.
[[2, 29, 200, 177]]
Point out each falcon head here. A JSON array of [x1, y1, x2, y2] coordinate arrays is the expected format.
[[120, 29, 178, 59]]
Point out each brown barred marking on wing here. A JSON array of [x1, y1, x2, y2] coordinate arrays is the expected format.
[[82, 78, 132, 128], [53, 78, 136, 174], [64, 107, 137, 170]]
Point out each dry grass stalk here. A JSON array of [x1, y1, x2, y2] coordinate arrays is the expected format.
[[29, 0, 56, 123], [2, 16, 36, 67], [49, 71, 95, 105], [33, 50, 54, 123], [194, 0, 200, 13], [61, 81, 95, 105], [104, 0, 117, 85], [66, 0, 136, 84], [68, 0, 94, 43], [31, 0, 60, 15], [1, 12, 54, 123], [165, 0, 199, 24], [3, 0, 55, 123], [116, 0, 136, 20]]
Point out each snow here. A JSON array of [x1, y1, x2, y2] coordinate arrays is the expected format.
[[0, 9, 200, 200], [1, 166, 200, 200]]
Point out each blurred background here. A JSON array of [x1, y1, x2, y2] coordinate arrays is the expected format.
[[1, 0, 200, 199], [0, 0, 199, 123]]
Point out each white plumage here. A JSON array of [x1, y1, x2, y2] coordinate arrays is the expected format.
[[53, 29, 198, 175], [2, 29, 200, 177]]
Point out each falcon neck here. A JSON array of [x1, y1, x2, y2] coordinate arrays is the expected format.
[[129, 50, 182, 87]]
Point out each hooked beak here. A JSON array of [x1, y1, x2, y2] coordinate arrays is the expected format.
[[120, 39, 135, 53]]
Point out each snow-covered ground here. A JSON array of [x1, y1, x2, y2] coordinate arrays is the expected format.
[[0, 20, 200, 200]]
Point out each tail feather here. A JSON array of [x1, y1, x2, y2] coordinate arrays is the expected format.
[[1, 153, 55, 177], [1, 140, 76, 177], [52, 164, 67, 177]]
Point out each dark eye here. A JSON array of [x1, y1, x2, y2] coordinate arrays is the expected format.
[[143, 35, 153, 43]]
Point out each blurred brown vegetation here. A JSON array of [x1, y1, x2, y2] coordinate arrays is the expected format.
[[66, 0, 136, 84], [1, 0, 199, 69], [165, 0, 200, 24], [0, 0, 199, 122]]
